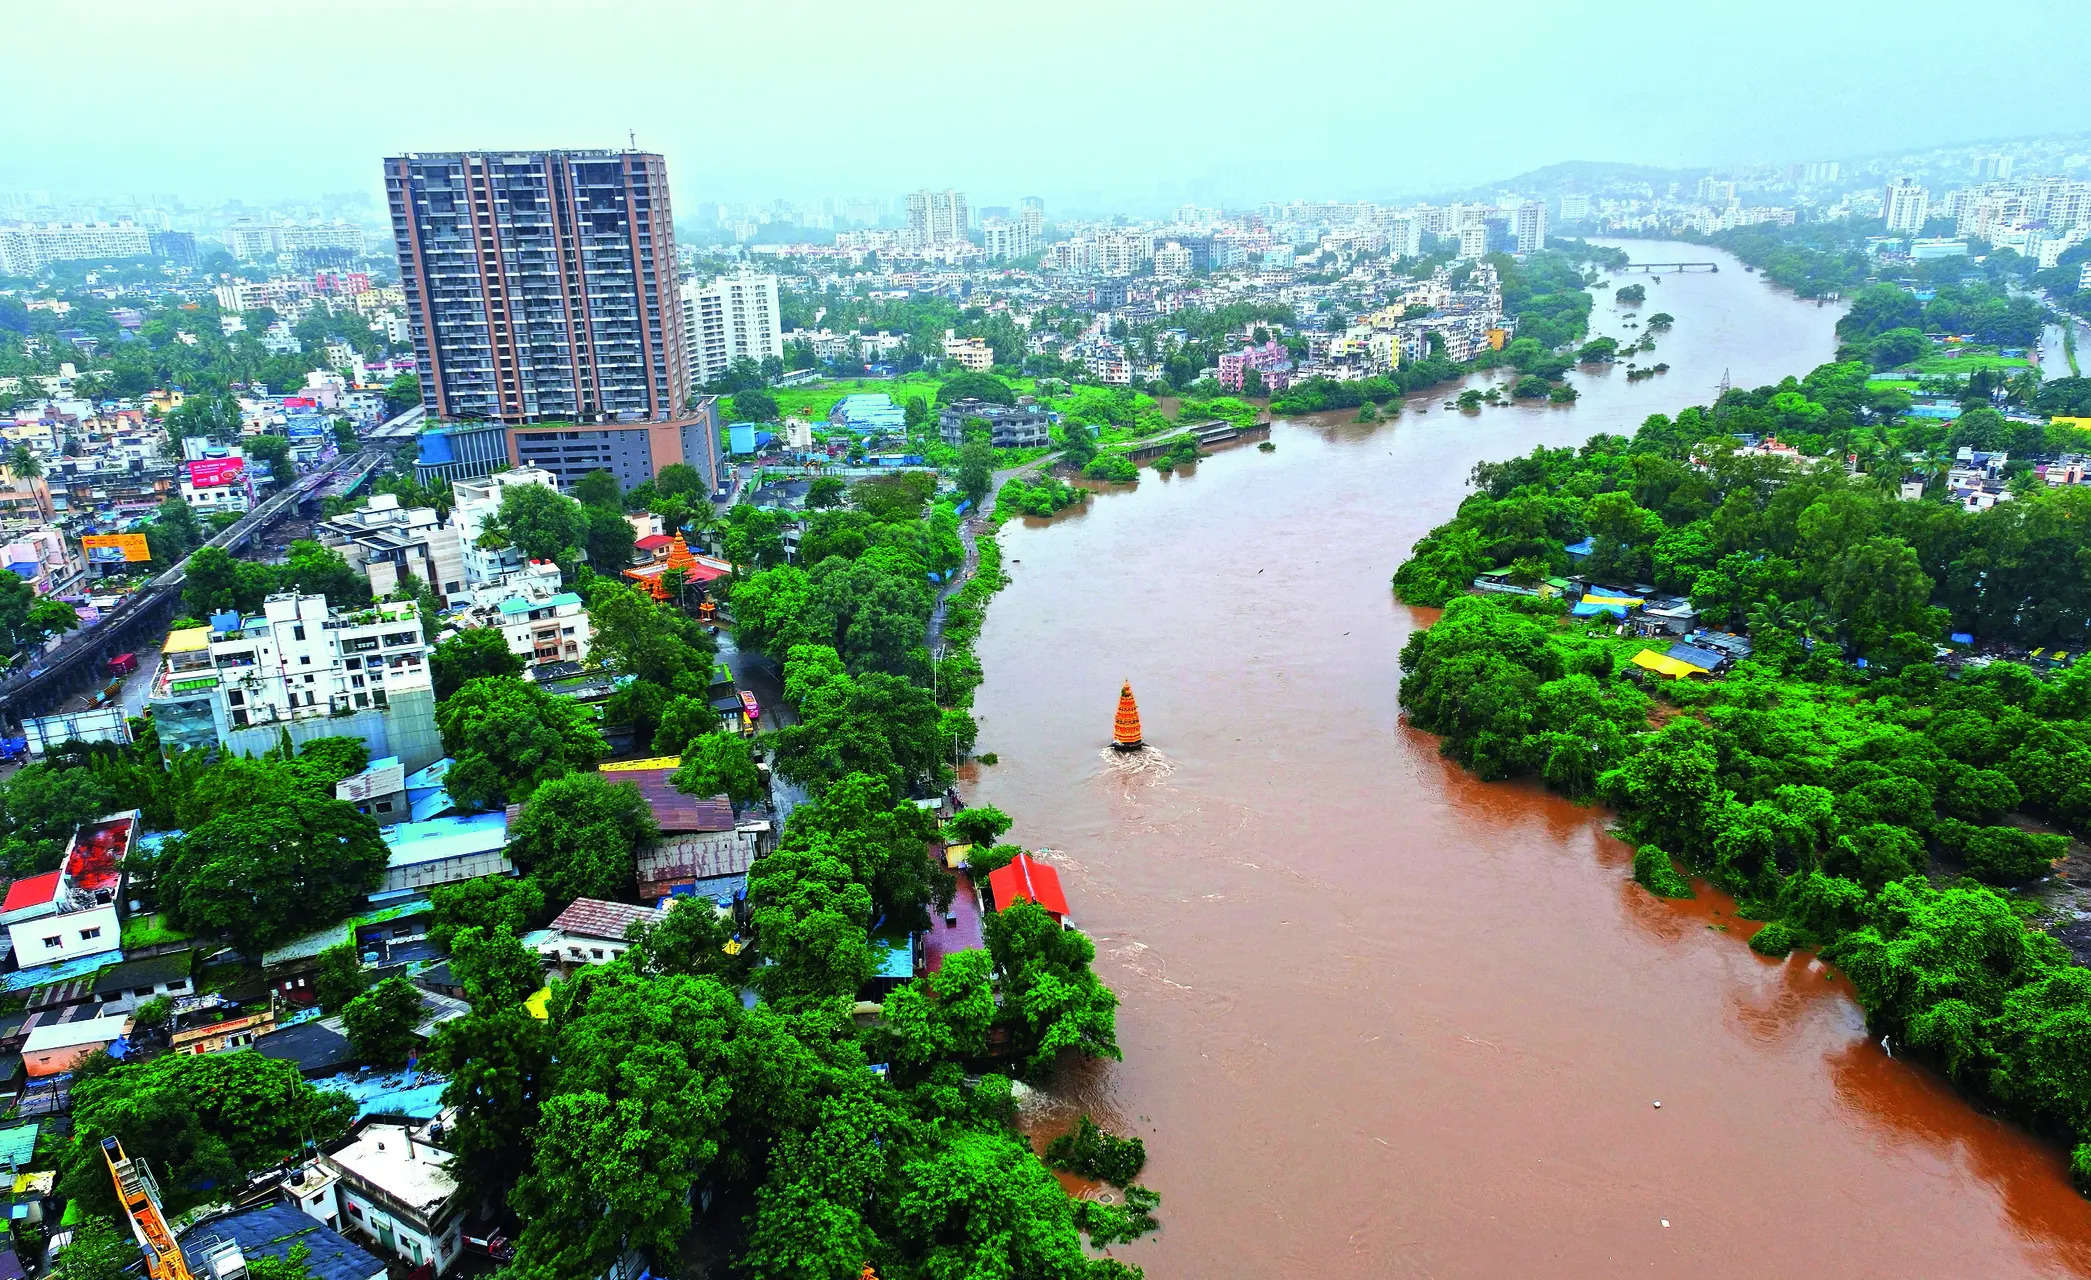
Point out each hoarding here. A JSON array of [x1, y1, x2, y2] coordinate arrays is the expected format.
[[23, 708, 132, 756], [186, 457, 246, 487], [81, 533, 151, 563]]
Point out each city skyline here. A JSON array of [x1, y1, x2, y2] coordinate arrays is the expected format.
[[7, 0, 2087, 213]]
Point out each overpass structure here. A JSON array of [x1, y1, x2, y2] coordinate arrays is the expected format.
[[0, 435, 404, 726]]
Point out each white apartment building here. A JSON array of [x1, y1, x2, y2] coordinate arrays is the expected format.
[[0, 221, 152, 273], [982, 217, 1039, 261], [1093, 229, 1153, 277], [316, 1123, 466, 1275], [1883, 178, 1930, 234], [906, 189, 969, 245], [1153, 241, 1193, 280], [450, 586, 592, 665], [1514, 202, 1547, 254], [148, 595, 444, 770], [679, 274, 783, 391], [1559, 193, 1592, 222], [451, 466, 561, 592], [1456, 224, 1488, 260], [319, 493, 467, 603]]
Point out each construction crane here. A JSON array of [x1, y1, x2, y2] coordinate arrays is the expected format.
[[102, 1136, 193, 1280]]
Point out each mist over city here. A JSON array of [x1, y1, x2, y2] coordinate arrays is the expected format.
[[3, 4, 2091, 1280]]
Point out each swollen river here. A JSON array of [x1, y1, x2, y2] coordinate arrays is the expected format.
[[968, 241, 2091, 1277]]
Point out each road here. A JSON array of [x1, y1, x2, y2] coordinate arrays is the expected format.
[[713, 630, 808, 829]]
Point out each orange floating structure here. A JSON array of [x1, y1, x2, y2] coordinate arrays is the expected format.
[[1112, 680, 1144, 750]]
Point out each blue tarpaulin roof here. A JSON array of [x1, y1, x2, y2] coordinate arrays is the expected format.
[[1664, 642, 1727, 671], [1572, 601, 1629, 618], [1564, 537, 1595, 557]]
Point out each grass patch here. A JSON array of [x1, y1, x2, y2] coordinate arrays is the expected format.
[[1910, 351, 2031, 375], [121, 913, 190, 950]]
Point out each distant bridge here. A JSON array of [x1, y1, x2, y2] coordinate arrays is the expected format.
[[1618, 262, 1719, 273]]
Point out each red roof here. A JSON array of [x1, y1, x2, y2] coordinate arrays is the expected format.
[[597, 767, 737, 833], [634, 533, 676, 552], [987, 855, 1070, 918], [2, 871, 62, 914]]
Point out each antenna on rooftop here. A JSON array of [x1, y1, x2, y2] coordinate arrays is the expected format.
[[628, 129, 637, 152]]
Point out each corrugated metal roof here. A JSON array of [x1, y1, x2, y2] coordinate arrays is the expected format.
[[548, 898, 662, 942], [382, 812, 508, 868]]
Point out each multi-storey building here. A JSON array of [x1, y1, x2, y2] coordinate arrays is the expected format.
[[384, 150, 689, 425], [942, 332, 994, 372], [1153, 240, 1193, 280], [1513, 202, 1547, 254], [1883, 178, 1930, 234], [452, 585, 591, 664], [0, 220, 153, 273], [451, 466, 560, 590], [906, 189, 969, 245], [148, 594, 443, 769], [1559, 193, 1592, 223], [1020, 196, 1045, 244], [679, 273, 783, 390], [938, 398, 1050, 448], [982, 217, 1038, 261], [507, 397, 723, 493], [318, 492, 467, 603]]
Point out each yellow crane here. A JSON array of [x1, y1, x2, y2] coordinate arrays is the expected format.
[[101, 1136, 192, 1280]]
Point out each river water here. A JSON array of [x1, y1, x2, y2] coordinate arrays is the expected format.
[[969, 240, 2091, 1277]]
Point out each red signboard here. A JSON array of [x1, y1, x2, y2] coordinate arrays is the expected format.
[[186, 457, 246, 487], [283, 395, 317, 409]]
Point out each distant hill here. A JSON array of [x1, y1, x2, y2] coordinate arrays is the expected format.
[[1430, 160, 1699, 203]]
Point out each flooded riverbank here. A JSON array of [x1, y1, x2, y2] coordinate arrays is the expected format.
[[968, 241, 2091, 1277]]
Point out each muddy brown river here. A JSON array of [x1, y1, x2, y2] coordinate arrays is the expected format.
[[969, 241, 2091, 1277]]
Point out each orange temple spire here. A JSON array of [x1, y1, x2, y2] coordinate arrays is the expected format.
[[1113, 680, 1144, 750]]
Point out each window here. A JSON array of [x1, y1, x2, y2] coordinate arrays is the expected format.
[[293, 625, 306, 640], [42, 935, 61, 949], [80, 927, 102, 941], [590, 948, 605, 960], [300, 655, 311, 665]]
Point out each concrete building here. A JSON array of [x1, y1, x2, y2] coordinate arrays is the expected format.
[[679, 274, 783, 390], [412, 421, 512, 487], [0, 220, 152, 273], [538, 897, 664, 968], [319, 493, 467, 603], [1975, 153, 2015, 181], [179, 1203, 388, 1280], [906, 189, 969, 245], [1456, 224, 1488, 260], [982, 216, 1039, 261], [938, 398, 1050, 448], [452, 586, 591, 665], [384, 150, 688, 425], [1153, 240, 1193, 280], [317, 1122, 466, 1275], [1883, 178, 1930, 234], [1, 810, 135, 969], [451, 467, 562, 593], [1513, 201, 1547, 254], [378, 812, 513, 896], [148, 596, 443, 770], [23, 1015, 131, 1078], [942, 332, 994, 371], [506, 396, 724, 494]]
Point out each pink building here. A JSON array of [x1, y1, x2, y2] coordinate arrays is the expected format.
[[1218, 340, 1292, 392]]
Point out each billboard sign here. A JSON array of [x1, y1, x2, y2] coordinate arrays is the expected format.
[[187, 457, 246, 487], [81, 533, 152, 563]]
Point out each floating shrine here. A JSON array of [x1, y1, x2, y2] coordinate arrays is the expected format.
[[1112, 680, 1144, 751]]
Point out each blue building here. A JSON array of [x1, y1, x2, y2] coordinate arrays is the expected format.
[[828, 393, 908, 434]]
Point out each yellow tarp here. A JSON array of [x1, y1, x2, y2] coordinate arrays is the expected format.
[[1582, 593, 1644, 609], [602, 755, 681, 771], [944, 843, 972, 869], [1633, 649, 1705, 679], [523, 986, 552, 1020], [162, 626, 210, 653]]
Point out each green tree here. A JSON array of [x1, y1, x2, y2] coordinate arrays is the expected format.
[[243, 432, 294, 484], [429, 874, 547, 950], [958, 439, 994, 508], [158, 792, 387, 953], [671, 730, 766, 805], [63, 1052, 354, 1217], [180, 544, 274, 618], [486, 483, 585, 564], [343, 975, 425, 1066], [313, 942, 373, 1011], [505, 773, 657, 904], [571, 468, 622, 509], [47, 1214, 140, 1280], [436, 676, 609, 810], [430, 626, 524, 701], [947, 805, 1012, 847], [653, 462, 705, 499], [280, 540, 370, 610], [584, 503, 636, 572], [985, 899, 1121, 1075], [730, 388, 780, 422]]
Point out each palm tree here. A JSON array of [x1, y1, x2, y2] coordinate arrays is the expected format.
[[7, 444, 41, 480]]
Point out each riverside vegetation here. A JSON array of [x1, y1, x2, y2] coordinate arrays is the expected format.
[[1393, 359, 2091, 1188]]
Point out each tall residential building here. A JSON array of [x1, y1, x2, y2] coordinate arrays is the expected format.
[[1559, 193, 1591, 223], [0, 220, 152, 273], [1020, 196, 1045, 243], [906, 189, 969, 245], [1513, 202, 1547, 254], [384, 150, 688, 425], [1975, 153, 2015, 181], [1456, 224, 1488, 261], [981, 217, 1038, 261], [679, 273, 783, 390], [1882, 178, 1930, 234]]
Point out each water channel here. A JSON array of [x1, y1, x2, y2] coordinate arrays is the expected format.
[[968, 240, 2091, 1277]]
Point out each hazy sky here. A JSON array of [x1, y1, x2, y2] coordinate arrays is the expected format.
[[9, 0, 2086, 213]]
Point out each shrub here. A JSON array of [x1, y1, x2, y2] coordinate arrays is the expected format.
[[1748, 919, 1800, 956], [1045, 1114, 1146, 1185], [1632, 845, 1695, 899]]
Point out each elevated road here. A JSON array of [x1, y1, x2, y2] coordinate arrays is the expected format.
[[0, 427, 409, 724]]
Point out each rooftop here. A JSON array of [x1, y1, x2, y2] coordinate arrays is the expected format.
[[90, 950, 192, 997], [179, 1203, 388, 1280], [596, 760, 736, 832], [547, 897, 662, 942], [381, 812, 508, 869], [22, 1014, 130, 1053], [0, 1123, 35, 1171], [0, 873, 60, 916], [987, 854, 1071, 918], [324, 1123, 458, 1216]]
